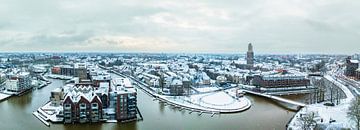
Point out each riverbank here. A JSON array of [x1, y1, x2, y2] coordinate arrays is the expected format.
[[109, 69, 251, 113], [287, 75, 356, 129]]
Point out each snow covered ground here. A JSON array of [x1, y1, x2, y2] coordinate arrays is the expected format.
[[325, 75, 355, 102], [287, 75, 356, 130], [162, 88, 251, 113], [121, 72, 252, 113], [193, 87, 219, 93]]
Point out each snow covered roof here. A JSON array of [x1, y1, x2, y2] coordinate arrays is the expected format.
[[350, 60, 359, 64], [234, 60, 247, 64], [63, 85, 100, 103], [259, 70, 307, 80], [92, 72, 111, 80], [113, 85, 136, 94], [356, 68, 360, 72], [201, 72, 210, 80], [171, 79, 183, 86], [182, 77, 189, 81], [18, 72, 30, 76], [112, 78, 133, 88], [165, 72, 177, 77], [74, 63, 86, 69], [59, 65, 73, 69], [142, 73, 160, 79], [51, 88, 62, 93]]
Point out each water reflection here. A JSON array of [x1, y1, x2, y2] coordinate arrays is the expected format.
[[8, 91, 33, 109], [111, 121, 137, 130], [159, 102, 165, 114], [64, 123, 103, 130]]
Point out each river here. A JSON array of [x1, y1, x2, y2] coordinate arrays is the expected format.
[[0, 75, 300, 130]]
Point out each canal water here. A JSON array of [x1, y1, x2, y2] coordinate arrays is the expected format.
[[0, 76, 298, 130]]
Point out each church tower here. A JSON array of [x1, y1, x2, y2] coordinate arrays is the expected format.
[[246, 43, 254, 68]]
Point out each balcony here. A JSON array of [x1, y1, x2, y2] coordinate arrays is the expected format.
[[64, 114, 72, 118]]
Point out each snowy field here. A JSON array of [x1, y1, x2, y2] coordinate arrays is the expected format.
[[163, 88, 251, 113], [123, 74, 251, 113]]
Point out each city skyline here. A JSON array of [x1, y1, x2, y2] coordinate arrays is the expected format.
[[1, 0, 360, 54]]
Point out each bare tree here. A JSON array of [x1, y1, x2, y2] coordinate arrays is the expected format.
[[299, 111, 317, 130], [313, 78, 326, 103], [348, 97, 360, 130]]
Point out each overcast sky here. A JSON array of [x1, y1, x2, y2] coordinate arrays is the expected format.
[[0, 0, 359, 54]]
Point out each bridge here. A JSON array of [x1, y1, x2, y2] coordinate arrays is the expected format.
[[242, 90, 306, 109]]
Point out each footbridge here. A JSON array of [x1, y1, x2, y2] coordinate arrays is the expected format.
[[242, 90, 306, 109]]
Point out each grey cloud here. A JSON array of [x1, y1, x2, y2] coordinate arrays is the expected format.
[[0, 0, 359, 54]]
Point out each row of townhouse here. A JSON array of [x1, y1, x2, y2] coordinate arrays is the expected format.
[[55, 77, 137, 124]]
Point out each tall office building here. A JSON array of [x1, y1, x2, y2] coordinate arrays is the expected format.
[[246, 43, 254, 68]]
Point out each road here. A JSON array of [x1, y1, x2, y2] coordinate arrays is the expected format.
[[330, 65, 360, 97]]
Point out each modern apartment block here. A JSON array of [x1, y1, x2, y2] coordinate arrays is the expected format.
[[112, 78, 137, 122], [52, 63, 88, 79], [74, 63, 88, 80], [5, 72, 32, 93], [60, 65, 75, 76]]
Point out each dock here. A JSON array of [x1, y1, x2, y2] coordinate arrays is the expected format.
[[32, 111, 50, 127], [137, 106, 144, 121], [0, 93, 12, 102]]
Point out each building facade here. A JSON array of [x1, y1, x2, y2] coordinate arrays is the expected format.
[[51, 66, 61, 75], [252, 70, 310, 88], [62, 86, 103, 124], [115, 90, 137, 122], [74, 63, 88, 80], [169, 79, 184, 96], [345, 56, 359, 77], [60, 65, 75, 76], [356, 68, 360, 80], [112, 78, 138, 122], [50, 88, 64, 106], [5, 72, 31, 93]]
